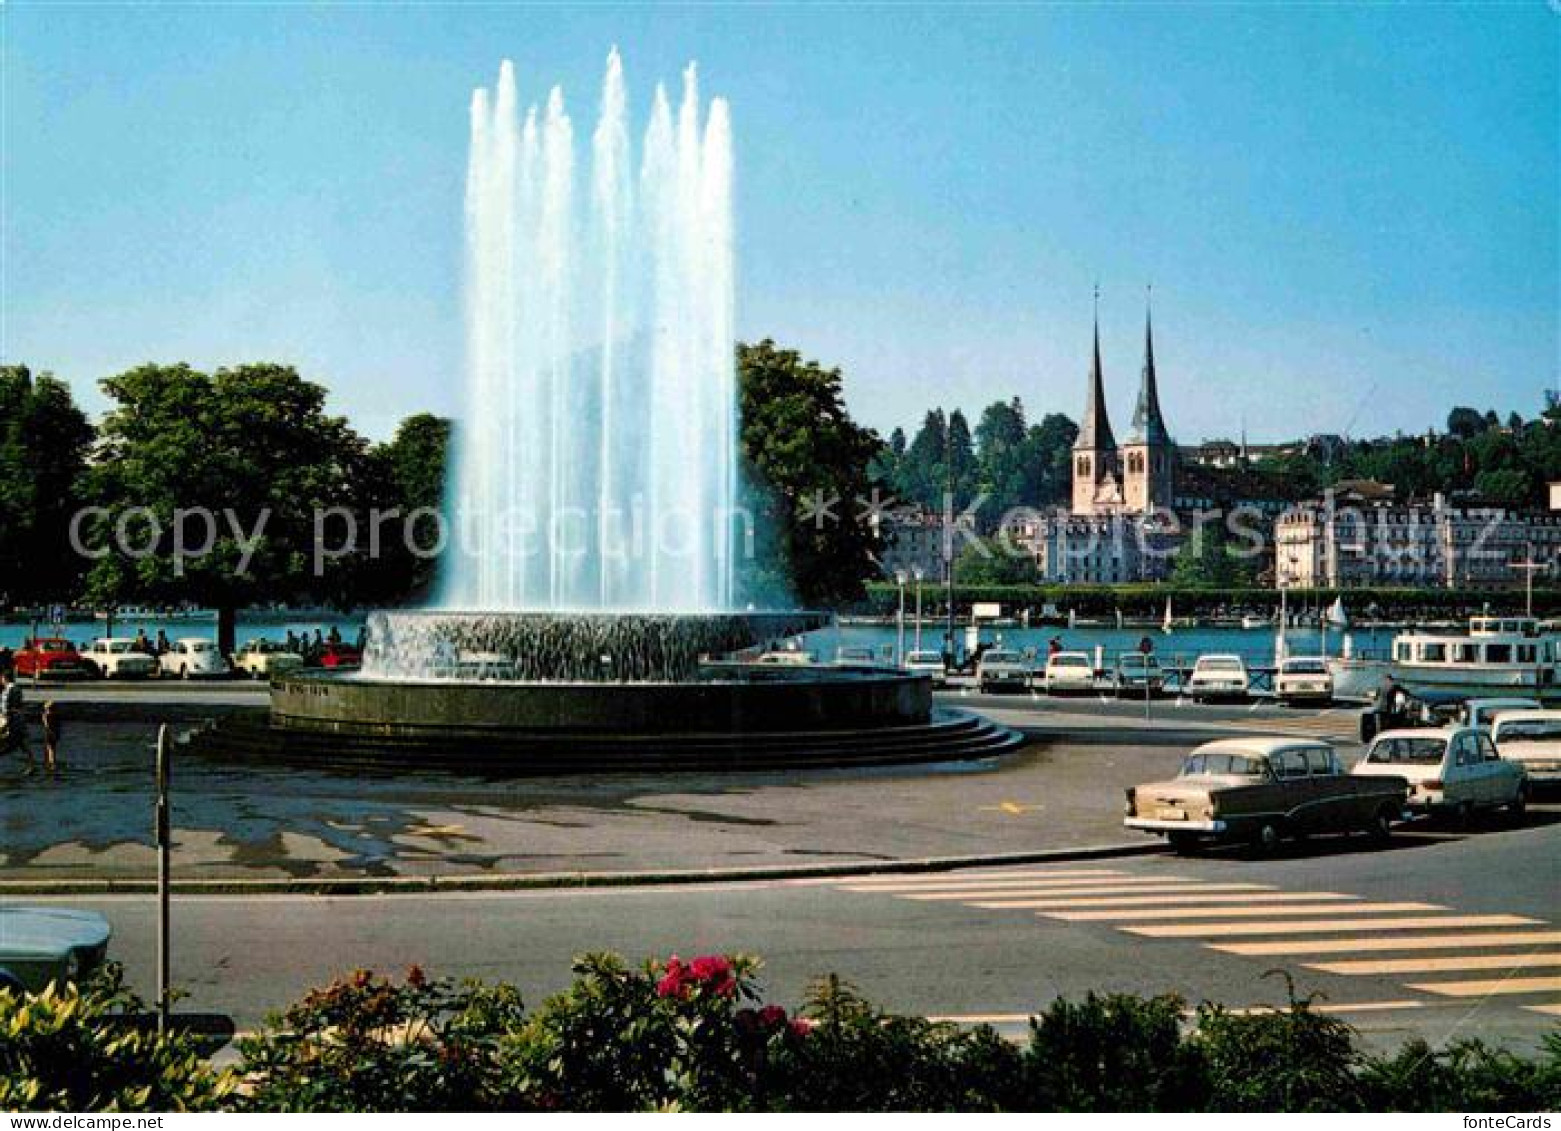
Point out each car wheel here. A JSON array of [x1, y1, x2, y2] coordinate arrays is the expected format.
[[1455, 801, 1476, 829], [1167, 832, 1201, 855], [1368, 804, 1396, 843], [1254, 821, 1283, 853], [1508, 784, 1529, 819], [180, 665, 190, 680]]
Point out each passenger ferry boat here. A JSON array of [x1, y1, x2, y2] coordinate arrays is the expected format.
[[1380, 615, 1559, 697]]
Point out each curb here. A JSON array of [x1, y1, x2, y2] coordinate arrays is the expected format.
[[0, 841, 1164, 897]]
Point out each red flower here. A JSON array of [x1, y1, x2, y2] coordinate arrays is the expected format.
[[759, 1004, 788, 1029], [657, 956, 689, 999], [789, 1017, 815, 1038]]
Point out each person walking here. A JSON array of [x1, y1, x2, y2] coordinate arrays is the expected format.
[[0, 671, 37, 774], [40, 700, 61, 775]]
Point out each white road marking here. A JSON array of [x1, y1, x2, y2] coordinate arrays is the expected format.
[[1213, 930, 1561, 956], [1308, 953, 1561, 976], [1050, 901, 1443, 922], [1128, 914, 1540, 938]]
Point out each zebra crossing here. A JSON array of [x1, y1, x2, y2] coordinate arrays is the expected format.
[[823, 865, 1561, 1018]]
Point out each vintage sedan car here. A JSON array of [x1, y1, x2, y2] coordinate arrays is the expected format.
[[902, 649, 948, 687], [0, 907, 112, 994], [976, 649, 1031, 693], [1186, 654, 1251, 702], [1491, 710, 1561, 786], [1352, 726, 1527, 818], [161, 637, 230, 679], [12, 637, 92, 680], [1043, 651, 1096, 694], [1275, 656, 1333, 705], [83, 637, 159, 679], [1124, 737, 1408, 852], [753, 649, 815, 667], [1115, 652, 1164, 696], [231, 639, 305, 680], [1458, 697, 1540, 731]]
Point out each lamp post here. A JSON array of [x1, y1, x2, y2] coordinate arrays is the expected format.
[[894, 569, 907, 664], [912, 564, 924, 652]]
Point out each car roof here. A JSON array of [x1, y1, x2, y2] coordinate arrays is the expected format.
[[0, 907, 111, 956], [1050, 651, 1091, 660], [1196, 653, 1243, 662], [1372, 727, 1459, 742], [1490, 709, 1561, 724], [176, 637, 214, 645], [1192, 736, 1331, 757]]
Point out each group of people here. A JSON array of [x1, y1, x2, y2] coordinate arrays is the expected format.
[[283, 625, 364, 664], [0, 670, 61, 776]]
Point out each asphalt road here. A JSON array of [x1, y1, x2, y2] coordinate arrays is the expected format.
[[29, 816, 1561, 1051]]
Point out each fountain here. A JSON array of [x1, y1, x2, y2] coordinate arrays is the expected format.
[[192, 53, 1021, 773]]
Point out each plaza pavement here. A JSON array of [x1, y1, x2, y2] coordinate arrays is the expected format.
[[0, 684, 1370, 889]]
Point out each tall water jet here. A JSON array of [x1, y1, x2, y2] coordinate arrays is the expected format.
[[443, 51, 738, 613]]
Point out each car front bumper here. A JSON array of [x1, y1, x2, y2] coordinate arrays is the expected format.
[[1124, 817, 1227, 834]]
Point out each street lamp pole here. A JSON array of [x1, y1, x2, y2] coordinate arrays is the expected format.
[[912, 565, 924, 652], [895, 569, 907, 664]]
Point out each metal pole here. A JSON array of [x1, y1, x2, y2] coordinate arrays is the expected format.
[[155, 724, 171, 1035], [895, 573, 906, 664], [914, 572, 923, 651]]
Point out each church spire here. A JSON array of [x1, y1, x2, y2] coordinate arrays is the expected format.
[[1129, 288, 1169, 445], [1075, 285, 1117, 452]]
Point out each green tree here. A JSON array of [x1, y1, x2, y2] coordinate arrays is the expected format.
[[947, 409, 978, 512], [0, 366, 95, 605], [83, 363, 376, 652], [953, 537, 1038, 585], [1025, 413, 1080, 505], [974, 398, 1030, 516], [737, 340, 882, 607], [1446, 407, 1487, 440], [1171, 521, 1257, 589]]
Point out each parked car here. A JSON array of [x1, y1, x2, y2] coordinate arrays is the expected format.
[[753, 650, 815, 667], [1186, 654, 1250, 702], [1124, 737, 1407, 852], [1043, 651, 1096, 694], [231, 639, 305, 680], [0, 907, 111, 994], [1115, 653, 1164, 696], [834, 646, 878, 666], [83, 637, 159, 680], [1457, 697, 1541, 731], [902, 649, 948, 687], [12, 637, 92, 680], [1275, 656, 1333, 705], [1352, 726, 1527, 819], [976, 649, 1031, 693], [1490, 709, 1561, 786], [318, 642, 363, 670], [161, 638, 230, 679]]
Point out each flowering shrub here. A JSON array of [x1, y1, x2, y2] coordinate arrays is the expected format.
[[4, 953, 1560, 1112]]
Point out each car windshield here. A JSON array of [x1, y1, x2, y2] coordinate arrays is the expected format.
[[1181, 751, 1267, 777], [39, 641, 71, 652], [1367, 737, 1447, 765], [1120, 655, 1154, 668], [1495, 720, 1561, 744], [188, 642, 214, 653], [1051, 656, 1088, 667], [906, 652, 942, 664], [984, 652, 1022, 664], [1283, 659, 1327, 674], [1198, 657, 1242, 672], [107, 641, 133, 654]]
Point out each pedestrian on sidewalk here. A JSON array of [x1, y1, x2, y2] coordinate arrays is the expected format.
[[41, 700, 62, 775], [0, 671, 37, 774]]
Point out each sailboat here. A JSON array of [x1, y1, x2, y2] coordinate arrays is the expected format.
[[1161, 596, 1174, 635]]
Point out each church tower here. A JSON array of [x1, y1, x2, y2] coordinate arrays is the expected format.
[[1071, 298, 1125, 515], [1122, 297, 1174, 514]]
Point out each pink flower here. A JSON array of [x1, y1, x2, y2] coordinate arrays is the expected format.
[[759, 1004, 788, 1029], [789, 1017, 815, 1038], [656, 956, 688, 999]]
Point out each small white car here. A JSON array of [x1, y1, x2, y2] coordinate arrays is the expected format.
[[835, 646, 878, 666], [1353, 726, 1527, 818], [976, 649, 1031, 693], [1186, 654, 1251, 702], [1044, 651, 1096, 694], [161, 638, 230, 679], [902, 649, 948, 687], [1459, 698, 1541, 731], [1115, 653, 1164, 696], [1490, 710, 1561, 785], [753, 650, 815, 667], [231, 639, 305, 680], [1275, 656, 1333, 705], [83, 637, 159, 680]]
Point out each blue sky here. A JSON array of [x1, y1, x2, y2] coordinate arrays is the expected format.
[[4, 2, 1557, 444]]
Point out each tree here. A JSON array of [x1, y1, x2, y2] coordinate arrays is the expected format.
[[897, 410, 948, 510], [0, 366, 95, 605], [1446, 407, 1486, 440], [974, 398, 1030, 518], [1171, 520, 1257, 589], [737, 340, 882, 607], [946, 409, 978, 512], [953, 537, 1038, 585], [361, 413, 451, 603], [1025, 413, 1080, 505], [84, 363, 376, 652]]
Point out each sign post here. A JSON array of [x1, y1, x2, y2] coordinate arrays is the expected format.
[[155, 724, 171, 1034]]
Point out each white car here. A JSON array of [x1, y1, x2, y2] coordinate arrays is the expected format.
[[1490, 710, 1561, 785], [902, 649, 948, 687], [753, 650, 815, 667], [834, 646, 878, 666], [1186, 654, 1250, 702], [83, 637, 159, 680], [976, 650, 1031, 693], [1275, 657, 1333, 705], [161, 638, 230, 679], [1115, 653, 1164, 696], [1458, 697, 1541, 731], [1353, 726, 1527, 818], [1044, 651, 1096, 694], [231, 639, 305, 680]]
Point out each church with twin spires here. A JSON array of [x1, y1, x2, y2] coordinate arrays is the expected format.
[[1071, 300, 1175, 518]]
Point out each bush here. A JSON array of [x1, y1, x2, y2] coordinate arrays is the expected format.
[[1359, 1035, 1561, 1112], [1022, 992, 1209, 1111], [237, 966, 525, 1112], [1195, 982, 1362, 1112], [0, 965, 232, 1112]]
